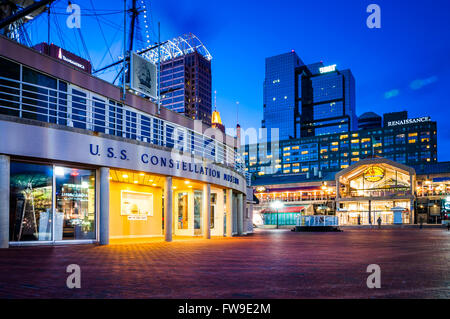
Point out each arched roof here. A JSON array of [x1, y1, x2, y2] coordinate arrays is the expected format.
[[140, 33, 212, 63], [335, 157, 416, 182]]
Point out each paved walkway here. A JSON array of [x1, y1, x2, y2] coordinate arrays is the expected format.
[[0, 228, 449, 299]]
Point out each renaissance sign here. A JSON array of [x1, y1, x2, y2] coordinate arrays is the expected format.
[[387, 117, 431, 127]]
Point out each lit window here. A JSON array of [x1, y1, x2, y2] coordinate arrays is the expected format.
[[373, 143, 383, 148], [361, 138, 371, 143], [283, 170, 291, 173], [283, 147, 291, 151], [332, 142, 339, 146], [284, 153, 291, 157], [301, 151, 309, 155], [409, 133, 418, 137], [352, 152, 359, 156], [273, 97, 276, 101], [302, 168, 309, 172], [332, 148, 339, 152], [351, 139, 360, 144], [340, 135, 349, 140], [351, 158, 360, 162], [258, 172, 265, 176], [292, 146, 300, 150], [409, 140, 417, 144], [293, 169, 300, 173], [266, 155, 273, 159], [341, 165, 349, 169]]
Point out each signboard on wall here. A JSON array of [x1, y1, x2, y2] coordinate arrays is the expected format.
[[387, 117, 431, 127], [121, 191, 153, 221], [363, 166, 385, 183], [0, 120, 246, 193], [130, 52, 157, 99]]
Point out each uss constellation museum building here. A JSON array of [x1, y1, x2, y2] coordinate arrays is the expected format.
[[0, 36, 253, 248]]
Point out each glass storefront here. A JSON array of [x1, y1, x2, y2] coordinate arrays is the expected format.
[[337, 161, 414, 225], [10, 162, 53, 242], [338, 200, 411, 225], [55, 166, 96, 240], [9, 161, 96, 244]]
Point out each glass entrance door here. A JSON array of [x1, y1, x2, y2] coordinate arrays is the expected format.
[[55, 166, 96, 240]]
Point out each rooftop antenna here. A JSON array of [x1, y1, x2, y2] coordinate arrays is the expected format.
[[236, 101, 240, 125]]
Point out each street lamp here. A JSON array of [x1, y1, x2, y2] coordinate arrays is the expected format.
[[270, 200, 284, 229]]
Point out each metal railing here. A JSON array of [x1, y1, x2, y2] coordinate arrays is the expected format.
[[296, 215, 339, 227], [0, 73, 246, 176], [257, 195, 336, 203], [344, 189, 411, 198]]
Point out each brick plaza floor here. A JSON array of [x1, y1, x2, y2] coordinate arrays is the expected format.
[[0, 228, 449, 299]]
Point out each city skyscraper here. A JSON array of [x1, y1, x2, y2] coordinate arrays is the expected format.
[[262, 51, 303, 140], [144, 34, 213, 125], [299, 63, 357, 137], [262, 51, 356, 140]]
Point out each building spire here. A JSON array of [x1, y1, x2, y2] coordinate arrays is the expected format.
[[236, 101, 240, 126], [214, 90, 217, 112]]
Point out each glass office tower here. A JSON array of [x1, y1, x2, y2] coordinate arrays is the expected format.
[[262, 52, 303, 140], [262, 51, 356, 141], [300, 64, 356, 137]]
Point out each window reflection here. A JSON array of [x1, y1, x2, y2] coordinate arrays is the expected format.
[[178, 192, 188, 229], [55, 167, 96, 240], [194, 191, 202, 230], [10, 162, 53, 242]]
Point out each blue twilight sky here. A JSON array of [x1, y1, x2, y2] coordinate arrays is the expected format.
[[27, 0, 450, 159]]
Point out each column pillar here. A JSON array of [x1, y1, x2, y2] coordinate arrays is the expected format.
[[202, 183, 211, 239], [164, 177, 173, 242], [0, 155, 10, 249], [237, 193, 244, 235], [99, 167, 110, 246], [226, 189, 233, 237]]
